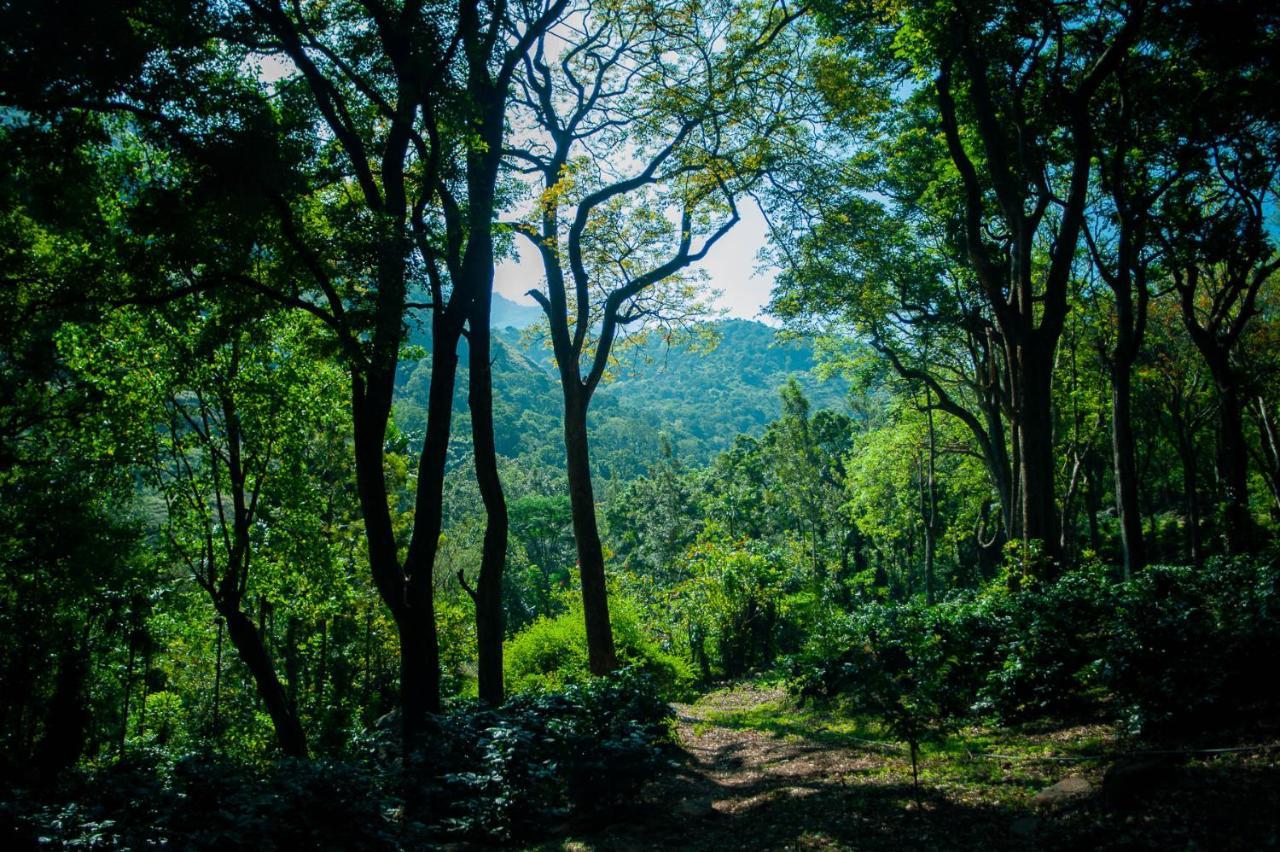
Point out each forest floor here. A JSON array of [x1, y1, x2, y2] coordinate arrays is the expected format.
[[540, 681, 1280, 851]]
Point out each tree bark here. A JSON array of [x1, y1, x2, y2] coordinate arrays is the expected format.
[[220, 606, 307, 758], [564, 390, 618, 675], [1214, 374, 1254, 554], [364, 338, 451, 745], [1173, 411, 1203, 565], [467, 283, 508, 706], [1110, 360, 1146, 575], [1012, 338, 1061, 570]]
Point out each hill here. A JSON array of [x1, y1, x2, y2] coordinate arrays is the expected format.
[[395, 318, 846, 478]]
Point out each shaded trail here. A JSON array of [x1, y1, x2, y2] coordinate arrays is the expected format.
[[547, 683, 1280, 851], [557, 684, 1027, 851]]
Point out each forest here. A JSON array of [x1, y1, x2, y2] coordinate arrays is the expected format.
[[2, 0, 1279, 848]]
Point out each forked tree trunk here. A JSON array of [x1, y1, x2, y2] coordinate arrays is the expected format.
[[362, 337, 454, 745]]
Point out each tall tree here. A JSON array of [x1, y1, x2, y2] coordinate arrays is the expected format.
[[196, 0, 568, 723], [1162, 145, 1278, 554], [508, 0, 805, 672], [807, 0, 1143, 572], [1083, 54, 1178, 575], [67, 305, 348, 757]]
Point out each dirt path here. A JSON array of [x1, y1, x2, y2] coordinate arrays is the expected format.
[[549, 684, 1280, 851], [559, 683, 1034, 851]]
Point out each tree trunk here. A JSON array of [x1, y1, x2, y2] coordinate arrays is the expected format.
[[1110, 362, 1146, 575], [1013, 339, 1061, 572], [1084, 450, 1103, 556], [364, 319, 457, 746], [564, 391, 618, 675], [1175, 418, 1202, 565], [220, 606, 307, 758], [1215, 376, 1254, 554], [921, 394, 939, 605], [285, 617, 300, 719], [468, 285, 508, 706], [1251, 396, 1280, 517], [33, 646, 90, 778], [982, 402, 1016, 540]]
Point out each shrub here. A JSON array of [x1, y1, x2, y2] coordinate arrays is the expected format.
[[973, 563, 1115, 722], [3, 670, 675, 848], [504, 594, 694, 698], [1104, 557, 1280, 734], [666, 535, 815, 681], [787, 600, 972, 799]]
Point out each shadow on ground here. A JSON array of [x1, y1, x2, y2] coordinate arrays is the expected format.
[[547, 689, 1280, 851]]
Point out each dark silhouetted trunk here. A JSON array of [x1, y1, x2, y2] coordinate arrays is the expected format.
[[1110, 361, 1146, 575], [1252, 396, 1280, 518], [285, 617, 300, 719], [1167, 381, 1204, 564], [1214, 375, 1254, 554], [364, 339, 451, 745], [33, 646, 90, 778], [220, 606, 307, 758], [564, 390, 618, 674], [1013, 339, 1062, 571], [1084, 450, 1103, 555], [921, 391, 939, 605], [467, 280, 508, 706]]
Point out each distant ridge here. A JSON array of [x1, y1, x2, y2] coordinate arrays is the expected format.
[[492, 293, 544, 329], [394, 317, 847, 476]]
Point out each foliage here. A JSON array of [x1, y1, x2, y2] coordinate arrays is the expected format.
[[1, 670, 673, 847], [504, 593, 695, 699], [972, 562, 1116, 722], [425, 668, 675, 838], [1105, 557, 1280, 734], [789, 557, 1280, 739], [664, 532, 818, 680]]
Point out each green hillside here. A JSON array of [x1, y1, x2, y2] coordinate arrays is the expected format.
[[395, 319, 847, 477]]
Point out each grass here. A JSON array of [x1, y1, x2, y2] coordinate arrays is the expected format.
[[690, 682, 1125, 808], [546, 681, 1280, 849]]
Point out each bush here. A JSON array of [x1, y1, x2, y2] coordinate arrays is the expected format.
[[666, 535, 816, 681], [423, 667, 674, 839], [504, 594, 694, 698], [1104, 557, 1280, 734], [2, 670, 675, 848], [788, 557, 1280, 736], [786, 600, 976, 798], [973, 563, 1115, 722]]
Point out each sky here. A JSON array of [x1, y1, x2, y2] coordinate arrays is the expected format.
[[494, 201, 781, 322]]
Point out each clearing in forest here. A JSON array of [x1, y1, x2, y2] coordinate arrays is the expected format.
[[551, 682, 1280, 851]]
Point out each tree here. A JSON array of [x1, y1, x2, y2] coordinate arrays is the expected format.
[[1082, 53, 1174, 575], [509, 0, 805, 672], [183, 0, 568, 723], [808, 0, 1143, 573], [1162, 150, 1278, 554]]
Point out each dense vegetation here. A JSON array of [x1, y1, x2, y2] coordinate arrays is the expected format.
[[2, 0, 1279, 847]]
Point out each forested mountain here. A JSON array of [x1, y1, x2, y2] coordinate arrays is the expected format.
[[398, 318, 847, 476], [4, 0, 1280, 848]]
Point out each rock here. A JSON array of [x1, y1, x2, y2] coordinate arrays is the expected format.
[[1031, 775, 1093, 808], [1102, 758, 1182, 810]]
